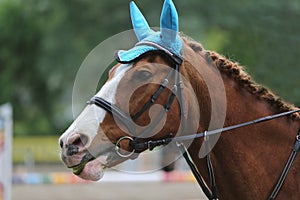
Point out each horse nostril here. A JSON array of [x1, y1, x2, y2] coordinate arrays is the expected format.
[[72, 137, 82, 146], [71, 135, 88, 147], [78, 134, 89, 147], [65, 133, 89, 156], [59, 139, 64, 149], [66, 144, 79, 156]]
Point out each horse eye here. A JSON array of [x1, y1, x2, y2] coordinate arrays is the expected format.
[[133, 70, 153, 81]]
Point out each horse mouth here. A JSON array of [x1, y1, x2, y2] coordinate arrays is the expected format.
[[69, 149, 126, 181], [68, 152, 109, 181], [71, 153, 96, 175], [66, 144, 137, 181]]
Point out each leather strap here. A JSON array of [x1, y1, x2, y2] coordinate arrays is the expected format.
[[268, 127, 300, 200]]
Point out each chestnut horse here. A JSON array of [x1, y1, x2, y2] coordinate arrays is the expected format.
[[59, 0, 300, 199]]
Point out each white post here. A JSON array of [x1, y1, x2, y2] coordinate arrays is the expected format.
[[0, 103, 12, 200]]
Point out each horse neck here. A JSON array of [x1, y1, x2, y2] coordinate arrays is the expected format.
[[212, 74, 299, 199], [186, 51, 300, 199], [221, 72, 299, 143], [213, 54, 300, 154]]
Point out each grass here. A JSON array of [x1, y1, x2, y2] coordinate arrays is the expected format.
[[13, 136, 61, 164]]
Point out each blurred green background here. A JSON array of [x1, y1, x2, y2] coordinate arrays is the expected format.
[[0, 0, 299, 162]]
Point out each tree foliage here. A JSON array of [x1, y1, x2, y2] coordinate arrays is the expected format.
[[0, 0, 299, 135]]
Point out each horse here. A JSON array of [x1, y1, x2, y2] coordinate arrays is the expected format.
[[59, 0, 300, 199]]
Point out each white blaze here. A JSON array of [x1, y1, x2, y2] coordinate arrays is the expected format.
[[60, 64, 132, 147]]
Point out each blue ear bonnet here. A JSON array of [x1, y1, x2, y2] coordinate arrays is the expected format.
[[115, 0, 183, 63]]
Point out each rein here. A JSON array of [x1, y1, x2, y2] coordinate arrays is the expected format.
[[88, 41, 300, 200], [130, 109, 300, 150]]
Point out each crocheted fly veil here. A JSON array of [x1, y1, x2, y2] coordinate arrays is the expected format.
[[115, 0, 183, 63]]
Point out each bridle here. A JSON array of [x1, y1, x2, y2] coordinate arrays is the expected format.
[[88, 41, 186, 156], [87, 41, 300, 200]]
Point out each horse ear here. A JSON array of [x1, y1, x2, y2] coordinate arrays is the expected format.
[[160, 0, 179, 43], [130, 1, 152, 41]]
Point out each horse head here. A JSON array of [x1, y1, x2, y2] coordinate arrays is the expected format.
[[59, 0, 222, 181]]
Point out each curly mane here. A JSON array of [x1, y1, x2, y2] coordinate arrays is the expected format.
[[186, 39, 300, 121]]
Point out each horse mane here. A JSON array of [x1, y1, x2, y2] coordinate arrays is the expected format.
[[184, 38, 300, 121]]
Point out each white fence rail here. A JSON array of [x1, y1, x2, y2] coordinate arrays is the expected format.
[[0, 103, 12, 200]]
